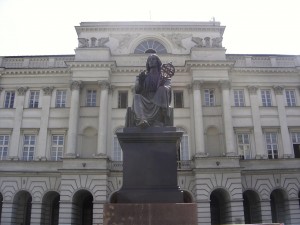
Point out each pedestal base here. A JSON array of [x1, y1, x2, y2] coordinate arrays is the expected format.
[[103, 203, 198, 225]]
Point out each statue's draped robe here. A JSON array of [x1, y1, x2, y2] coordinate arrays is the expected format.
[[133, 70, 171, 125]]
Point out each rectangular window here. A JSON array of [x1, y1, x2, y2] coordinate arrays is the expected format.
[[55, 90, 66, 108], [261, 89, 272, 107], [204, 89, 215, 106], [22, 135, 36, 161], [86, 90, 97, 107], [0, 135, 9, 160], [233, 89, 245, 107], [29, 90, 40, 108], [285, 89, 296, 107], [265, 132, 278, 159], [237, 134, 251, 159], [4, 91, 15, 108], [118, 91, 128, 109], [51, 135, 64, 161], [291, 132, 300, 158], [174, 91, 184, 108]]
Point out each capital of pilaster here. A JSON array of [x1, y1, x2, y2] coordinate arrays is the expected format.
[[70, 80, 82, 90], [273, 85, 284, 95], [16, 87, 28, 96], [247, 85, 258, 94], [98, 80, 110, 90], [191, 80, 204, 90], [42, 86, 54, 95], [193, 152, 209, 158], [219, 80, 231, 90]]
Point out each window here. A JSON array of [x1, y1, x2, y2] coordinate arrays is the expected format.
[[22, 135, 36, 161], [261, 89, 272, 107], [204, 89, 215, 106], [0, 135, 9, 160], [51, 135, 64, 161], [291, 132, 300, 158], [237, 134, 251, 159], [285, 89, 296, 107], [118, 91, 128, 109], [177, 128, 189, 160], [86, 90, 97, 107], [233, 89, 245, 107], [134, 40, 167, 54], [265, 132, 278, 159], [55, 90, 66, 108], [113, 128, 123, 161], [29, 90, 40, 108], [4, 91, 15, 108], [174, 91, 184, 108]]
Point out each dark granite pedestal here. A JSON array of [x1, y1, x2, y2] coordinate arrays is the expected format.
[[103, 127, 197, 225]]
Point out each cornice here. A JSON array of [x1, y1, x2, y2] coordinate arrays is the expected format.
[[66, 61, 116, 69], [1, 68, 70, 76], [230, 67, 297, 73], [111, 66, 186, 73], [185, 60, 235, 70]]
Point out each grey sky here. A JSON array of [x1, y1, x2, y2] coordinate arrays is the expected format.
[[0, 0, 299, 56]]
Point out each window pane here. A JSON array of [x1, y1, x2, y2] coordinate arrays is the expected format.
[[174, 91, 184, 108], [29, 91, 40, 108], [56, 90, 66, 108], [86, 90, 97, 107], [0, 135, 9, 160], [5, 91, 15, 108], [118, 91, 128, 109], [51, 135, 64, 161]]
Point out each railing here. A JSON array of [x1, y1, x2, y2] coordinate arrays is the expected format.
[[109, 160, 193, 171]]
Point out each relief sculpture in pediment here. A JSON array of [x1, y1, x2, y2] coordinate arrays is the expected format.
[[162, 33, 191, 50], [111, 33, 139, 50]]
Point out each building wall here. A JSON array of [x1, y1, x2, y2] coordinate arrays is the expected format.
[[0, 21, 299, 225]]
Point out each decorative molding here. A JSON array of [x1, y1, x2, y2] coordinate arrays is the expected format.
[[42, 86, 54, 95], [247, 85, 258, 94], [16, 86, 28, 96], [219, 80, 231, 89], [98, 80, 110, 90], [191, 80, 203, 90], [70, 80, 82, 90], [2, 68, 70, 75], [273, 85, 284, 95]]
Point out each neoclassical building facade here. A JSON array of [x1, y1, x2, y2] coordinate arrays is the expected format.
[[0, 21, 299, 225]]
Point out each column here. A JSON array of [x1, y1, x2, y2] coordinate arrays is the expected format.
[[30, 202, 43, 225], [248, 86, 265, 158], [260, 199, 272, 223], [9, 87, 28, 160], [37, 86, 53, 160], [274, 85, 293, 158], [220, 80, 236, 155], [96, 80, 110, 156], [66, 81, 81, 157], [192, 80, 206, 157]]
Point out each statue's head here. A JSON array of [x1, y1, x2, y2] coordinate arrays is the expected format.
[[146, 54, 162, 72]]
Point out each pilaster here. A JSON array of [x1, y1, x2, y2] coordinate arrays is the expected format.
[[9, 86, 28, 160], [273, 85, 293, 158], [66, 81, 81, 157]]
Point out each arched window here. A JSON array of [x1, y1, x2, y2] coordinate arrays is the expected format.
[[210, 189, 231, 225], [134, 40, 167, 54], [72, 190, 93, 225], [177, 128, 189, 160], [243, 190, 262, 224], [113, 128, 123, 161], [41, 191, 60, 225]]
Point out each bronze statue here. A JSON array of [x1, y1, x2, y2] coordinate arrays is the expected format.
[[126, 54, 175, 128]]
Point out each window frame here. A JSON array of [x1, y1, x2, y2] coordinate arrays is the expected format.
[[236, 133, 251, 159], [204, 89, 215, 106], [4, 91, 15, 108], [86, 89, 97, 107], [265, 132, 278, 159], [285, 89, 296, 107], [22, 134, 36, 161], [51, 134, 64, 161], [0, 135, 9, 160], [261, 89, 272, 107], [55, 90, 67, 108], [29, 90, 40, 108], [118, 91, 128, 109], [233, 89, 245, 107]]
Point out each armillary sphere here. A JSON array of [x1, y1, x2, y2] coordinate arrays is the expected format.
[[161, 62, 175, 78]]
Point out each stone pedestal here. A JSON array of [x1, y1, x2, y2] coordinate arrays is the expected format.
[[103, 203, 198, 225], [116, 127, 183, 203]]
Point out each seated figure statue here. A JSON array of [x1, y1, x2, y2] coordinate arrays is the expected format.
[[126, 54, 174, 128]]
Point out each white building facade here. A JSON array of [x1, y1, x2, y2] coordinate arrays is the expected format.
[[0, 21, 299, 225]]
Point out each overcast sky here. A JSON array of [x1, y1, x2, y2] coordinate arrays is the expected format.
[[0, 0, 299, 56]]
